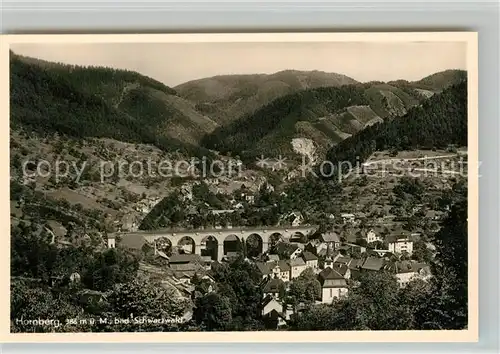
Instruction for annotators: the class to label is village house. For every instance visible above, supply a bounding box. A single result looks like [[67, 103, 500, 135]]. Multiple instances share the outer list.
[[289, 246, 303, 259], [262, 278, 285, 299], [318, 267, 349, 304], [257, 259, 294, 282], [347, 258, 364, 280], [301, 251, 319, 271], [334, 255, 351, 266], [331, 262, 351, 280], [319, 231, 341, 250], [318, 246, 340, 261], [261, 295, 287, 328], [388, 237, 414, 255], [366, 229, 383, 243], [343, 242, 367, 254], [275, 242, 303, 260], [168, 254, 205, 278], [289, 257, 307, 279], [360, 256, 386, 272], [256, 262, 273, 281], [277, 260, 291, 282], [282, 211, 304, 227], [391, 261, 431, 287]]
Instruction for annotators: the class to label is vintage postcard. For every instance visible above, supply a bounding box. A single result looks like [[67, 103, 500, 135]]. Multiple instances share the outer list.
[[0, 32, 478, 342]]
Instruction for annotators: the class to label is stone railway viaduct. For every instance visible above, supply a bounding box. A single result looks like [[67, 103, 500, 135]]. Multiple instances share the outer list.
[[113, 225, 318, 261]]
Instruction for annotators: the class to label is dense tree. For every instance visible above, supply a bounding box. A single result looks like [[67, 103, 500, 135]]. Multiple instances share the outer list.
[[286, 268, 321, 307], [326, 81, 467, 173], [420, 194, 468, 329], [10, 53, 214, 160], [11, 280, 87, 333], [193, 293, 233, 331], [293, 271, 413, 330], [104, 278, 190, 332], [205, 257, 264, 330]]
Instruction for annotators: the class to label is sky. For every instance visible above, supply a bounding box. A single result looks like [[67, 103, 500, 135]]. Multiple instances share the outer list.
[[10, 41, 467, 87]]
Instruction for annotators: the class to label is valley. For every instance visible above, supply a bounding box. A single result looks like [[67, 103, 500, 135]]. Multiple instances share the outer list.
[[9, 50, 468, 333]]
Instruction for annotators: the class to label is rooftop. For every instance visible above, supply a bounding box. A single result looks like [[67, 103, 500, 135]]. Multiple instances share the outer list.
[[263, 278, 285, 294], [320, 231, 340, 243], [277, 260, 291, 272], [302, 251, 318, 261], [319, 267, 345, 281], [256, 262, 272, 275], [361, 257, 385, 271], [169, 254, 203, 265], [289, 258, 306, 267], [331, 263, 349, 276]]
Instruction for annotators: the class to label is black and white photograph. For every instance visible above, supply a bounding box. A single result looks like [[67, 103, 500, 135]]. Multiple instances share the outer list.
[[4, 33, 478, 339]]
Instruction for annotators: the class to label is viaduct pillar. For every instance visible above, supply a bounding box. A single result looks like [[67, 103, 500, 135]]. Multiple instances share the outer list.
[[217, 243, 224, 262]]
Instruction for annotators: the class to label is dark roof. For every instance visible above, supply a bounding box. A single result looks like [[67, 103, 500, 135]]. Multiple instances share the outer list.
[[331, 263, 349, 276], [263, 278, 285, 293], [262, 294, 276, 307], [361, 257, 385, 271], [263, 309, 286, 320], [256, 262, 271, 275], [169, 254, 203, 265], [319, 267, 345, 281], [348, 259, 364, 270], [277, 260, 291, 272], [275, 242, 300, 255], [289, 258, 306, 267], [318, 248, 339, 258], [320, 232, 340, 243], [392, 261, 430, 274], [302, 251, 318, 261], [335, 256, 351, 265]]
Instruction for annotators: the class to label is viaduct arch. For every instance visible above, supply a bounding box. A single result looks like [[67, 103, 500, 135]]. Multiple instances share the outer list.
[[113, 225, 318, 261]]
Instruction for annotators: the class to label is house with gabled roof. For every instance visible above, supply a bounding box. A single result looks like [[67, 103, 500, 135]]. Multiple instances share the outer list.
[[275, 242, 302, 259], [331, 262, 351, 280], [277, 260, 291, 282], [289, 257, 307, 279], [256, 261, 272, 280], [366, 228, 383, 244], [262, 295, 287, 329], [361, 256, 386, 272], [319, 231, 341, 249], [387, 237, 414, 255], [389, 261, 431, 287], [301, 251, 319, 271], [262, 278, 286, 299], [318, 267, 349, 304]]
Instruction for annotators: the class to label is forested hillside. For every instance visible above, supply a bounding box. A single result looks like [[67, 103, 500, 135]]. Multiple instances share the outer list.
[[325, 80, 467, 170], [175, 70, 359, 125], [10, 53, 217, 158], [201, 82, 429, 162]]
